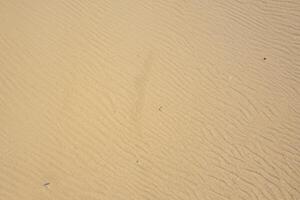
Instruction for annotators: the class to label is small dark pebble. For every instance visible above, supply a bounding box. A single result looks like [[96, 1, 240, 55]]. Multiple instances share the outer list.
[[43, 182, 50, 187], [263, 57, 267, 60]]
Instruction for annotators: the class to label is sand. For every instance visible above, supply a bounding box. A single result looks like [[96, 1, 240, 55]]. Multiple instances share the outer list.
[[0, 0, 300, 199]]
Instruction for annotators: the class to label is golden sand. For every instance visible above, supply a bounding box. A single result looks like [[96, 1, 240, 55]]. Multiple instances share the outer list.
[[0, 1, 300, 199]]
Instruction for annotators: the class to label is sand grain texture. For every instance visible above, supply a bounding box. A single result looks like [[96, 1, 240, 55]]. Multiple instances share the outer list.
[[0, 0, 300, 199]]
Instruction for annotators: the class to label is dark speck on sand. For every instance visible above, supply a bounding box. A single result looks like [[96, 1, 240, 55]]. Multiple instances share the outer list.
[[43, 182, 50, 187]]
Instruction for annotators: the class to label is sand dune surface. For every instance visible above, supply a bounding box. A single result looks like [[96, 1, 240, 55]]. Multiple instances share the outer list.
[[0, 0, 300, 199]]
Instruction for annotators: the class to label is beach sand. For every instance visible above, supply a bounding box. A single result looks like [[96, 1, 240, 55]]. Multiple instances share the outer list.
[[0, 1, 300, 199]]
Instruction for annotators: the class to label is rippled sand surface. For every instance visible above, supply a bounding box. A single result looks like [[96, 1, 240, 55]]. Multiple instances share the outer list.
[[1, 1, 300, 199]]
